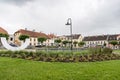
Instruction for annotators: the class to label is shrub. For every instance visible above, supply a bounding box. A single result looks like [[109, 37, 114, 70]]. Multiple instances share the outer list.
[[88, 47, 102, 54], [0, 50, 119, 62], [102, 48, 113, 54]]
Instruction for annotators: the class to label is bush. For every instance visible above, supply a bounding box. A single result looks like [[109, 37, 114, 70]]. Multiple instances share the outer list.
[[102, 48, 113, 54], [0, 50, 119, 62], [88, 47, 102, 54]]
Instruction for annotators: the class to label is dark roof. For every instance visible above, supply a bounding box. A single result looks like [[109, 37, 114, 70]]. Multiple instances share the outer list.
[[65, 34, 81, 39], [108, 34, 120, 41], [15, 29, 49, 39], [83, 34, 120, 41], [83, 35, 108, 41]]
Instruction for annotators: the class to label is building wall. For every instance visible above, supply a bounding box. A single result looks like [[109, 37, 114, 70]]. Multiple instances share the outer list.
[[14, 32, 51, 46], [29, 37, 38, 46], [46, 38, 56, 46], [56, 35, 83, 48], [84, 40, 108, 47], [14, 32, 21, 45], [8, 35, 14, 44]]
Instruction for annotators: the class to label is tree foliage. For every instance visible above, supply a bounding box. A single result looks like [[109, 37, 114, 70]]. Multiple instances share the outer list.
[[73, 41, 78, 44], [73, 41, 78, 47], [19, 35, 29, 41], [55, 39, 61, 44], [109, 41, 118, 46], [78, 41, 85, 47], [62, 40, 68, 46], [0, 33, 9, 40], [38, 37, 47, 43]]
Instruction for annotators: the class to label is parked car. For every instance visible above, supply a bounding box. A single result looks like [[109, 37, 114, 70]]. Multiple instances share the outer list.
[[35, 45, 45, 47], [9, 43, 18, 47]]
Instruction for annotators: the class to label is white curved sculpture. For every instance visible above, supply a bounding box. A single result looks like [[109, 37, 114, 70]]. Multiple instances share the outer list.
[[1, 37, 30, 51]]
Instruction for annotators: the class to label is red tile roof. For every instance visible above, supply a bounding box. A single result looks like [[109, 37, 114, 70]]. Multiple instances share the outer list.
[[0, 27, 8, 34], [15, 29, 49, 39], [47, 34, 57, 39]]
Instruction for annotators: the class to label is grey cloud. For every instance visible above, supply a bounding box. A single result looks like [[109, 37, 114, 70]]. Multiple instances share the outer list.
[[0, 0, 34, 6], [0, 0, 120, 36], [73, 0, 120, 36]]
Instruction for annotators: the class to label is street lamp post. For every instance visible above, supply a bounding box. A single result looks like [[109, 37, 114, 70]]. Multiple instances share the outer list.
[[65, 18, 73, 50]]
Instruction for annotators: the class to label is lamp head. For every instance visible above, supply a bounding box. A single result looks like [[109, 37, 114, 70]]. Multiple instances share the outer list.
[[65, 22, 71, 25]]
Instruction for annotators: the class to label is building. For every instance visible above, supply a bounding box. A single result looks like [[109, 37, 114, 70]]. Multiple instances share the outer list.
[[66, 34, 82, 42], [57, 34, 82, 47], [8, 35, 15, 44], [83, 35, 108, 47], [46, 34, 57, 46], [66, 34, 82, 47], [14, 29, 49, 46], [83, 34, 120, 49], [107, 34, 120, 49], [0, 27, 9, 47]]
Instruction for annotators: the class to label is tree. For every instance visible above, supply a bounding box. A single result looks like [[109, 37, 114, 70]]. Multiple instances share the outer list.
[[103, 43, 106, 46], [118, 42, 120, 45], [0, 33, 9, 40], [62, 40, 68, 47], [55, 39, 61, 43], [67, 41, 72, 47], [118, 42, 120, 49], [73, 41, 78, 47], [19, 35, 29, 42], [78, 41, 85, 47], [109, 41, 118, 46], [0, 33, 9, 46], [109, 41, 118, 49], [37, 37, 47, 45], [54, 39, 61, 46]]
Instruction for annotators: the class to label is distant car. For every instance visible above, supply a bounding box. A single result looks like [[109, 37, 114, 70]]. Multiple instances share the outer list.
[[9, 43, 18, 47], [35, 45, 45, 47]]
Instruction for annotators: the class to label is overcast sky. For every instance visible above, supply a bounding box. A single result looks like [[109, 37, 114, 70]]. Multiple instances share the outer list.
[[0, 0, 120, 36]]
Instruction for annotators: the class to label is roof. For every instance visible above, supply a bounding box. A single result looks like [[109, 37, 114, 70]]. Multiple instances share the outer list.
[[15, 29, 49, 39], [47, 34, 57, 39], [65, 34, 81, 39], [107, 34, 120, 41], [83, 34, 120, 41], [0, 27, 8, 34]]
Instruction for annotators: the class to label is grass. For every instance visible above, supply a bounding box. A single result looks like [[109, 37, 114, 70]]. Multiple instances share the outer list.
[[36, 49, 89, 55], [113, 49, 120, 53], [0, 57, 120, 80]]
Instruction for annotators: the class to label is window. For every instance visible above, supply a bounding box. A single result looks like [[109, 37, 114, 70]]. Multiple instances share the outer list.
[[88, 42, 89, 44], [34, 38, 36, 41], [29, 43, 31, 45], [10, 38, 13, 41], [30, 38, 32, 41], [98, 41, 100, 44], [96, 42, 98, 44]]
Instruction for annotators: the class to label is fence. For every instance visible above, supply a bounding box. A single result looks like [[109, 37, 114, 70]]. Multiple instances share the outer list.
[[36, 48, 86, 52]]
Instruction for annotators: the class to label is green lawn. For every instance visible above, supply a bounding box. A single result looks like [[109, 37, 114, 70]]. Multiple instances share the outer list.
[[0, 57, 120, 80], [113, 49, 120, 53]]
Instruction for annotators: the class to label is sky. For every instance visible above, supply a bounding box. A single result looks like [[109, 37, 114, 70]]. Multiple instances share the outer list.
[[0, 0, 120, 36]]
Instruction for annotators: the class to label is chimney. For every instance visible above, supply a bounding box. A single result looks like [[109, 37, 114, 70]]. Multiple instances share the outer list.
[[40, 31, 42, 33], [33, 29, 35, 32], [25, 28, 27, 30]]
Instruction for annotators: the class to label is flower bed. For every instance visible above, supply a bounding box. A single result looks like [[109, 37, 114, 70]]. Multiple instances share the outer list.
[[0, 48, 120, 62]]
